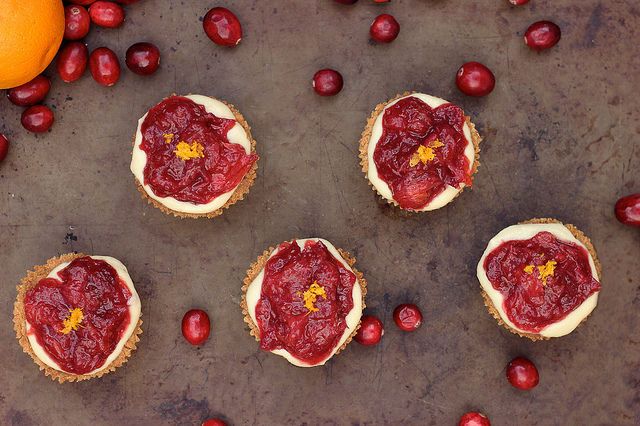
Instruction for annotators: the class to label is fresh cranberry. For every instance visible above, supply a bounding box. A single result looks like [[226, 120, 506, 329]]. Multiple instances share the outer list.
[[506, 356, 540, 390], [393, 303, 422, 331], [125, 42, 161, 75], [202, 419, 227, 426], [524, 21, 561, 51], [334, 0, 358, 4], [68, 0, 97, 5], [509, 0, 529, 4], [203, 7, 242, 47], [89, 47, 120, 86], [7, 75, 51, 106], [354, 315, 384, 345], [459, 412, 491, 426], [615, 194, 640, 227], [370, 14, 400, 43], [0, 134, 8, 163], [57, 42, 89, 83], [64, 5, 91, 41], [312, 69, 343, 96], [21, 105, 54, 133], [89, 1, 125, 28], [456, 62, 496, 97], [182, 309, 211, 345]]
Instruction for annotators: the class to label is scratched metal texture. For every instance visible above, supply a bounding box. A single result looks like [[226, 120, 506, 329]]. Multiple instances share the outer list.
[[1, 1, 639, 425]]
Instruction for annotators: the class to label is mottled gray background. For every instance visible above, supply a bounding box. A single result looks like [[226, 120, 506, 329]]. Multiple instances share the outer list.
[[1, 1, 638, 425]]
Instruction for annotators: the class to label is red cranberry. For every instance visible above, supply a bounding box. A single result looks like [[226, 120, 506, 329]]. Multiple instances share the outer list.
[[125, 42, 161, 75], [202, 419, 227, 426], [393, 303, 422, 331], [459, 412, 491, 426], [7, 75, 51, 106], [334, 0, 358, 4], [0, 134, 9, 163], [57, 42, 89, 83], [524, 21, 561, 51], [456, 62, 496, 97], [89, 47, 121, 86], [68, 0, 97, 5], [354, 315, 383, 345], [312, 69, 343, 96], [615, 194, 640, 227], [89, 1, 125, 28], [509, 0, 529, 4], [21, 105, 54, 133], [182, 309, 211, 345], [64, 5, 91, 40], [203, 8, 242, 47], [370, 14, 400, 43], [506, 356, 540, 390]]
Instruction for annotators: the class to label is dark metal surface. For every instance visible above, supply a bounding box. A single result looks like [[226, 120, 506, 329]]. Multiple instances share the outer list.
[[1, 1, 639, 425]]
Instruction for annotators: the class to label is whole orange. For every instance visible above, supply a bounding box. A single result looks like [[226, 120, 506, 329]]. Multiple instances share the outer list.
[[0, 0, 65, 89]]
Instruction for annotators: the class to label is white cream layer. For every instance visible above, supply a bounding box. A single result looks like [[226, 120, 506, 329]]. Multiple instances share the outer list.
[[130, 94, 252, 214], [477, 223, 600, 338], [367, 93, 475, 211], [246, 238, 364, 367], [25, 256, 142, 375]]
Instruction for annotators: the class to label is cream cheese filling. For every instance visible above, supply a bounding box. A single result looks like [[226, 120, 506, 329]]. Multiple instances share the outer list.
[[477, 223, 600, 338], [246, 238, 363, 367], [130, 94, 252, 214], [367, 93, 475, 211], [25, 256, 142, 375]]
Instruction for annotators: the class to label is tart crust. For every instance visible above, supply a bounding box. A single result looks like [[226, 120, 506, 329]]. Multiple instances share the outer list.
[[240, 243, 368, 363], [14, 253, 143, 383], [133, 97, 258, 219], [480, 218, 602, 341], [358, 91, 482, 211]]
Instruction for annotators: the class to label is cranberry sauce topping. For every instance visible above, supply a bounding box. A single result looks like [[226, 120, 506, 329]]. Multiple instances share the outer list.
[[140, 96, 257, 205], [24, 257, 132, 374], [373, 96, 472, 210], [483, 231, 601, 333], [255, 240, 357, 365]]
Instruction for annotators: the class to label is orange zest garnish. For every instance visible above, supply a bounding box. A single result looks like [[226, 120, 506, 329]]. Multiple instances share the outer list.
[[409, 139, 444, 167], [174, 141, 205, 161], [298, 281, 327, 313], [163, 133, 174, 144], [524, 260, 557, 286], [59, 308, 84, 335]]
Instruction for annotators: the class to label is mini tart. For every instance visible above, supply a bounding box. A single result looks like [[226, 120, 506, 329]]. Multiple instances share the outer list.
[[477, 218, 602, 341], [14, 253, 143, 382], [240, 238, 367, 367], [359, 92, 481, 212], [131, 94, 258, 219]]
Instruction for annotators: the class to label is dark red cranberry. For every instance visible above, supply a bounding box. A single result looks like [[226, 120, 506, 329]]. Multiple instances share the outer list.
[[89, 1, 125, 28], [506, 356, 540, 390], [68, 0, 97, 5], [370, 14, 400, 43], [21, 105, 54, 133], [89, 47, 120, 86], [334, 0, 358, 4], [615, 194, 640, 227], [509, 0, 529, 4], [64, 5, 91, 40], [524, 21, 561, 51], [7, 75, 51, 106], [203, 8, 242, 47], [312, 69, 343, 96], [57, 42, 89, 83], [459, 412, 491, 426], [456, 62, 496, 97], [0, 134, 9, 163], [202, 419, 227, 426], [354, 315, 383, 345], [393, 303, 422, 331], [182, 309, 211, 345], [125, 42, 161, 75]]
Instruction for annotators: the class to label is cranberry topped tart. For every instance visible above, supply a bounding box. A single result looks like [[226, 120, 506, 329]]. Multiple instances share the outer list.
[[131, 94, 258, 218], [241, 238, 367, 367], [14, 253, 142, 382], [477, 218, 602, 340], [359, 92, 481, 211]]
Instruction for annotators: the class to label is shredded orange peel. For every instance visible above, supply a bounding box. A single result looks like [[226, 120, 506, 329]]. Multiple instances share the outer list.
[[524, 260, 557, 286], [409, 139, 444, 167], [59, 307, 84, 335], [174, 140, 205, 161], [299, 281, 327, 313]]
